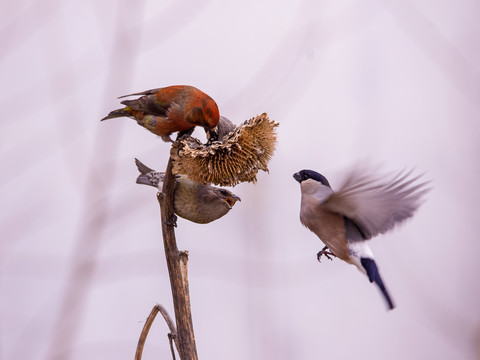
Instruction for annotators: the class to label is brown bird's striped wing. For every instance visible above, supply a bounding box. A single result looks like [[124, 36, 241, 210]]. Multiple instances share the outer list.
[[323, 167, 430, 241]]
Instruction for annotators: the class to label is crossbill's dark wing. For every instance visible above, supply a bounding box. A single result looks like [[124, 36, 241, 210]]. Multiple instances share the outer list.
[[119, 89, 169, 116], [118, 88, 161, 99]]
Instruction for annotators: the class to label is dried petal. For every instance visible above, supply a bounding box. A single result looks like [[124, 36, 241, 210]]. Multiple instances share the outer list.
[[171, 113, 279, 186]]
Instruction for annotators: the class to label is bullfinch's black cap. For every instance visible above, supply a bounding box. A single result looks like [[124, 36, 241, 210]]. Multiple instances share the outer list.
[[293, 170, 331, 187]]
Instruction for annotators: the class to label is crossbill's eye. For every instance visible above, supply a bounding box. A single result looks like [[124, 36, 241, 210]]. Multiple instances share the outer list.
[[220, 190, 230, 196]]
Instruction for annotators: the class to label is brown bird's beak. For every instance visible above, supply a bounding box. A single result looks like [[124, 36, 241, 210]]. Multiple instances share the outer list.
[[226, 195, 241, 208]]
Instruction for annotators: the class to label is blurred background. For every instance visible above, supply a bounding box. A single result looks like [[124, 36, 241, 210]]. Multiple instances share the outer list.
[[1, 0, 479, 359]]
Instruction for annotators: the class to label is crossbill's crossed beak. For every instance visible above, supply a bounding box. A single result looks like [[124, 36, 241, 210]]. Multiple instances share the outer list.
[[226, 195, 241, 208]]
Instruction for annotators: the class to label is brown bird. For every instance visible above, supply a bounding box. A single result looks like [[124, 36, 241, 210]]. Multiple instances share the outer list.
[[135, 159, 240, 224], [101, 85, 220, 142]]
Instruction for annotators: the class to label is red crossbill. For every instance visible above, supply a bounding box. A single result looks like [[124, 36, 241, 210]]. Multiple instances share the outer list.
[[101, 85, 220, 142], [135, 159, 240, 224]]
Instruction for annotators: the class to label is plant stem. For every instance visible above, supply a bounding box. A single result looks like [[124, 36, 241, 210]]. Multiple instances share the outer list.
[[157, 157, 198, 360]]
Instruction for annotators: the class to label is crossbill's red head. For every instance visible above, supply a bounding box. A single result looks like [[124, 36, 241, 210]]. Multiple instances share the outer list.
[[197, 95, 220, 130]]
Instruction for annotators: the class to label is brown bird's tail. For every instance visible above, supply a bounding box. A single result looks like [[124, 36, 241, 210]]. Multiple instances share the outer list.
[[135, 158, 155, 175], [100, 108, 130, 121], [135, 158, 165, 188], [135, 158, 159, 187]]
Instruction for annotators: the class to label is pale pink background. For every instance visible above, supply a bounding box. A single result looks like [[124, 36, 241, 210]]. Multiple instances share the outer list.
[[1, 0, 479, 359]]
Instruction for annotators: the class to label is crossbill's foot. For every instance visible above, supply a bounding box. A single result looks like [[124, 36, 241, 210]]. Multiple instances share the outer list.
[[161, 135, 174, 143], [177, 128, 194, 141], [157, 191, 164, 201], [317, 246, 335, 262], [164, 214, 178, 227], [206, 128, 219, 144]]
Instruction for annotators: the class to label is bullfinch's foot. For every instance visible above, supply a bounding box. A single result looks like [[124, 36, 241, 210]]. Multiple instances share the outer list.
[[317, 246, 335, 262]]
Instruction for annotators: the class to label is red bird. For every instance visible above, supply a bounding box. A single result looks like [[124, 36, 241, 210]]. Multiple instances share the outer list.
[[101, 85, 220, 142]]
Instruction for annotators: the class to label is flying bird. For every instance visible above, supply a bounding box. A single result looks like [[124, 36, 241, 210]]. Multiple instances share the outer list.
[[293, 166, 430, 310], [135, 159, 240, 224], [101, 85, 220, 142]]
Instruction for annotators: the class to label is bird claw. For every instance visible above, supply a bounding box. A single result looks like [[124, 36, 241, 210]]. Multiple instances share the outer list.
[[164, 214, 178, 227], [206, 129, 219, 143], [317, 246, 336, 262], [177, 129, 194, 141]]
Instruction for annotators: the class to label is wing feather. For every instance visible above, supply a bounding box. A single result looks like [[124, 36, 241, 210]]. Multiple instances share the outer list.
[[118, 88, 161, 98], [118, 88, 169, 116], [324, 166, 430, 241]]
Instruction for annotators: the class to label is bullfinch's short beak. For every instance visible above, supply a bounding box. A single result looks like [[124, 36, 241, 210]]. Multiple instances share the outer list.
[[293, 172, 302, 183]]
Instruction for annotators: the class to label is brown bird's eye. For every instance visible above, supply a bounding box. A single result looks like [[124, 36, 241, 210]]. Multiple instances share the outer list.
[[220, 190, 229, 196]]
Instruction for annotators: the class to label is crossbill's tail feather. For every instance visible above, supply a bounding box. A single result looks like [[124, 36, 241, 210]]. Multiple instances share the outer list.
[[100, 108, 130, 121], [135, 158, 154, 175], [135, 158, 158, 187], [134, 158, 169, 188], [136, 173, 155, 187]]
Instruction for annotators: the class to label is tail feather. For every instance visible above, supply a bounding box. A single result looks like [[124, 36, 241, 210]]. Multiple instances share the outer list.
[[134, 158, 179, 188], [134, 158, 161, 187], [361, 257, 395, 310], [135, 158, 154, 175], [100, 108, 130, 121], [136, 173, 157, 187]]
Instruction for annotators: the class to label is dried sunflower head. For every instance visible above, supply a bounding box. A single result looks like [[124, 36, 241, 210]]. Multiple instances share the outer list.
[[170, 113, 279, 186]]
